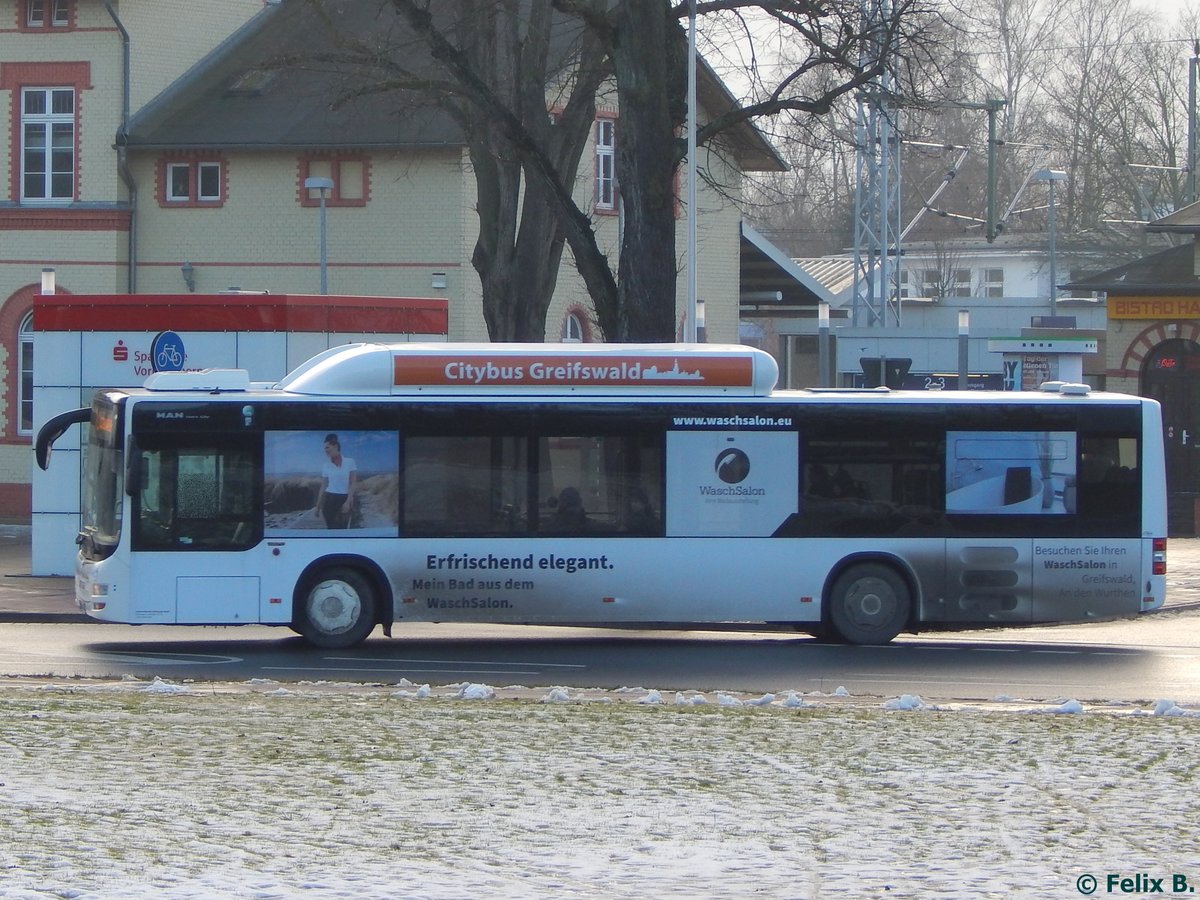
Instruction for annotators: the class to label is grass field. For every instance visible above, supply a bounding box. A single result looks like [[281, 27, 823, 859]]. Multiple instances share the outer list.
[[1, 679, 1197, 898]]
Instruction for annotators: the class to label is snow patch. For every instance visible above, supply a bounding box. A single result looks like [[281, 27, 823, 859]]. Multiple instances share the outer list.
[[454, 683, 495, 700], [883, 694, 926, 711], [141, 677, 190, 695]]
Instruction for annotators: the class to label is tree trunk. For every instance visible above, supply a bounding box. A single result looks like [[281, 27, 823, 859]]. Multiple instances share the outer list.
[[391, 0, 607, 341], [470, 132, 568, 341], [608, 2, 687, 341]]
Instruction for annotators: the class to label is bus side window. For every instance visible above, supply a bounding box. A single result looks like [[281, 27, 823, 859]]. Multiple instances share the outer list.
[[800, 436, 941, 536], [538, 433, 662, 537], [1077, 436, 1139, 520], [133, 444, 259, 550], [402, 435, 527, 536]]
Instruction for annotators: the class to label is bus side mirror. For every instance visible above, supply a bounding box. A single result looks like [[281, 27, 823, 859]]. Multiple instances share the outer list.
[[34, 407, 91, 471]]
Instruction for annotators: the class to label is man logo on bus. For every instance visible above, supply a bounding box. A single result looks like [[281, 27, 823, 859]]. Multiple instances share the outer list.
[[715, 448, 751, 484]]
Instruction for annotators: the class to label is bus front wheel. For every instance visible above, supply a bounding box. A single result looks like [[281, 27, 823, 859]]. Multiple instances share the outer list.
[[826, 563, 910, 645], [297, 567, 377, 649]]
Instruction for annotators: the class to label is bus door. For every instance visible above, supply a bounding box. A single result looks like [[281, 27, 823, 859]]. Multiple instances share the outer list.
[[131, 437, 265, 624]]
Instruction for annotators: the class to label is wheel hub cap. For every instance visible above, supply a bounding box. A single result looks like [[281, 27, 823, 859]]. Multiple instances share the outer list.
[[310, 580, 360, 633]]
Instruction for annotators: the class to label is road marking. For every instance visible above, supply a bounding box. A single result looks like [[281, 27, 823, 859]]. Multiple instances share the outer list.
[[92, 651, 242, 666], [328, 656, 587, 669], [264, 665, 543, 676], [971, 648, 1021, 652]]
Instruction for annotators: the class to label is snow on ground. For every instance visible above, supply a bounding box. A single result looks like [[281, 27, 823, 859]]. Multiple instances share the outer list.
[[1, 678, 1198, 899]]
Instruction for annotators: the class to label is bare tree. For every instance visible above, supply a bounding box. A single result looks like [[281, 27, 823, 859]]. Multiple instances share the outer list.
[[291, 0, 937, 340], [752, 0, 1200, 266], [282, 1, 613, 341], [962, 0, 1065, 140], [743, 0, 983, 254]]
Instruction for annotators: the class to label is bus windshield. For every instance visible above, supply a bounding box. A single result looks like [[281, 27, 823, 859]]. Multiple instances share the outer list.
[[79, 396, 124, 561]]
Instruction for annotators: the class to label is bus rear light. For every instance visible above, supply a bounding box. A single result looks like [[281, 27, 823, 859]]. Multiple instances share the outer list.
[[89, 583, 109, 597], [1153, 537, 1167, 575]]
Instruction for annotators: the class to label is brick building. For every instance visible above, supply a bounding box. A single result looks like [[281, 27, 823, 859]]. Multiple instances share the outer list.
[[1067, 205, 1200, 534], [0, 1, 780, 522]]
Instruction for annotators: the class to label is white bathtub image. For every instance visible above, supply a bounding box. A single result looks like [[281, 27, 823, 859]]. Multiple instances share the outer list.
[[946, 472, 1044, 513]]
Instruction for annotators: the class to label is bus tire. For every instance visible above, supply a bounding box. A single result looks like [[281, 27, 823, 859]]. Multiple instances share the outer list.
[[296, 566, 377, 649], [826, 563, 910, 645]]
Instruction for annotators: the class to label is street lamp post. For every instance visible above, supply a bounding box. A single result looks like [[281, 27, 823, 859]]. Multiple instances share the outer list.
[[304, 176, 334, 295], [685, 0, 698, 342], [818, 301, 831, 387], [958, 308, 970, 390], [1034, 169, 1067, 316]]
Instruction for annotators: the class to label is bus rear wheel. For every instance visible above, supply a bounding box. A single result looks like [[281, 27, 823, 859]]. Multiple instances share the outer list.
[[827, 563, 910, 645], [297, 567, 377, 649]]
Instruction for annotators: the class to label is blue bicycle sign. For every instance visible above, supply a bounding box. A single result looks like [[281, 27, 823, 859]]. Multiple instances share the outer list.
[[151, 331, 186, 372]]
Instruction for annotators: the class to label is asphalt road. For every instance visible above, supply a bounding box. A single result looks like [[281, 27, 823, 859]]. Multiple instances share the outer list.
[[0, 612, 1197, 704], [3, 526, 1200, 703]]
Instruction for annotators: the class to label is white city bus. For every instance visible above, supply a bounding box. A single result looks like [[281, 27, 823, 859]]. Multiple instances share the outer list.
[[37, 342, 1168, 648]]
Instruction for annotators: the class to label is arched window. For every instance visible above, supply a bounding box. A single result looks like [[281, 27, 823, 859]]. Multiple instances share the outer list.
[[18, 311, 34, 434], [563, 312, 584, 343]]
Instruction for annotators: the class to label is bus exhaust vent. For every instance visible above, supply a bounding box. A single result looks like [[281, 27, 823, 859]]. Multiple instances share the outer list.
[[143, 369, 251, 392]]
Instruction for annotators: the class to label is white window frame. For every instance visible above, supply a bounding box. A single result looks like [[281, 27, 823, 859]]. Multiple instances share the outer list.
[[166, 161, 222, 203], [950, 268, 971, 298], [563, 312, 584, 343], [27, 0, 69, 27], [983, 267, 1004, 298], [919, 269, 941, 299], [18, 312, 34, 436], [197, 162, 221, 200], [595, 119, 616, 211], [165, 163, 190, 202], [21, 87, 75, 202]]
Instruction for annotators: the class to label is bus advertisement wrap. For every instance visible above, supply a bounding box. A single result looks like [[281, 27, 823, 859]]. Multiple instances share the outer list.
[[946, 431, 1078, 515], [264, 431, 400, 537], [666, 430, 799, 536]]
